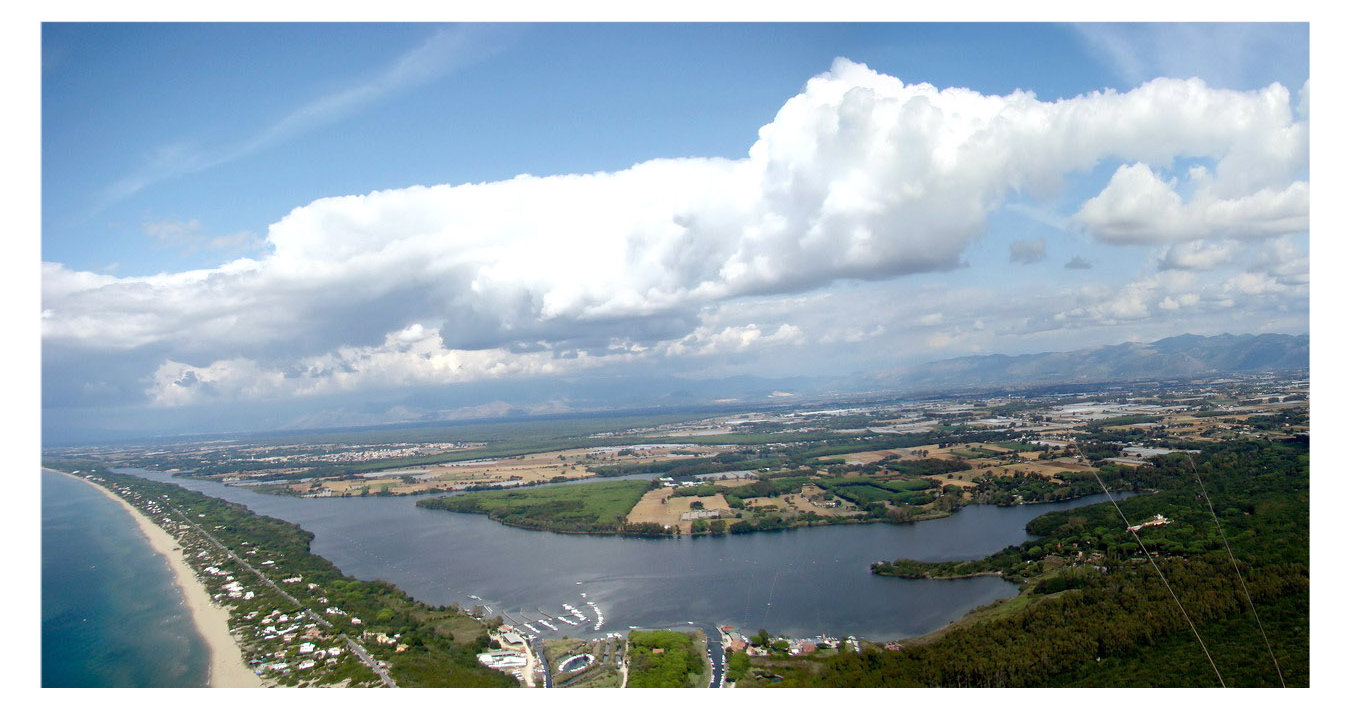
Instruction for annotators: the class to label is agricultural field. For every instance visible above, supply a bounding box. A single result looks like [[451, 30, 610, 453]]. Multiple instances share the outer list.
[[275, 445, 730, 498], [626, 490, 732, 534], [832, 447, 930, 465], [739, 486, 862, 518], [416, 480, 653, 535]]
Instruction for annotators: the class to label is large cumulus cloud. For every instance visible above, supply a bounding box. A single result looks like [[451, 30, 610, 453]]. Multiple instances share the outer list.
[[42, 59, 1309, 406]]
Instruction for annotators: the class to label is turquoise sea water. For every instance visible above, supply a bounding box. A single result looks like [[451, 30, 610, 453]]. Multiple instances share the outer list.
[[41, 469, 209, 687]]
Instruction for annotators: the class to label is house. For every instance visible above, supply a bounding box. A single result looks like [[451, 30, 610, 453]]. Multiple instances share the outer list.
[[1127, 514, 1172, 532]]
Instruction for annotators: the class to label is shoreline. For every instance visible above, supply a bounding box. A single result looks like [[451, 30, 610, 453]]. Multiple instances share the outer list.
[[46, 468, 263, 688]]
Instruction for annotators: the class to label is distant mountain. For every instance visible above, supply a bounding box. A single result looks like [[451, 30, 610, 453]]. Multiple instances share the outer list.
[[869, 333, 1308, 391]]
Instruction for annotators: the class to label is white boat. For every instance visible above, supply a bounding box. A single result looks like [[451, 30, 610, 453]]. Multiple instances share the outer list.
[[523, 624, 540, 634], [538, 619, 558, 631]]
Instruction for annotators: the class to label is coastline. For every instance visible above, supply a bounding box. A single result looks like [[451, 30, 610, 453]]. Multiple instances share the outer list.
[[46, 468, 263, 688]]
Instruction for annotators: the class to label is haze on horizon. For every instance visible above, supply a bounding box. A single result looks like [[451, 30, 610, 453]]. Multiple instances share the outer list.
[[41, 22, 1310, 443]]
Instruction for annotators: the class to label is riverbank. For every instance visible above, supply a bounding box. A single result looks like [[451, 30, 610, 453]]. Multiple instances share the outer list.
[[47, 469, 263, 688]]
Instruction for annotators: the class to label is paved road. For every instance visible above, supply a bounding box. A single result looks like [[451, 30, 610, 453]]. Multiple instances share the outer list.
[[531, 638, 553, 688], [341, 634, 397, 688], [167, 506, 396, 687]]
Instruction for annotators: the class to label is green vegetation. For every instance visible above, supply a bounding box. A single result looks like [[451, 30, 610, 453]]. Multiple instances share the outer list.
[[838, 438, 1307, 686], [989, 440, 1040, 452], [626, 630, 707, 688], [725, 650, 752, 683], [720, 475, 813, 500], [417, 480, 655, 536], [87, 470, 514, 688], [545, 637, 623, 687], [949, 446, 1006, 458], [880, 458, 971, 477], [1089, 415, 1162, 428], [967, 470, 1111, 506], [817, 477, 936, 507]]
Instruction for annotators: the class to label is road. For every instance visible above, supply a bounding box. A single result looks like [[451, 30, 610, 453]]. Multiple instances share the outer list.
[[166, 506, 396, 687], [531, 637, 553, 688]]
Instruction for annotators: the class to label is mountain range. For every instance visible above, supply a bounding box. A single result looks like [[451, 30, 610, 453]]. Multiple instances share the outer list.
[[866, 332, 1309, 392]]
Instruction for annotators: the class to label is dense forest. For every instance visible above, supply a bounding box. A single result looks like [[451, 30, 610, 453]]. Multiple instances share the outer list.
[[625, 630, 707, 687], [803, 437, 1308, 687]]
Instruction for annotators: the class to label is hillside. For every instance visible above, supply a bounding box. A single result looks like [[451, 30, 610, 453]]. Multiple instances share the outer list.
[[872, 333, 1307, 391]]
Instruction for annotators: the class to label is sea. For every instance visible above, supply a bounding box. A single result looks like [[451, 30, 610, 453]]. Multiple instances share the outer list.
[[41, 469, 209, 687]]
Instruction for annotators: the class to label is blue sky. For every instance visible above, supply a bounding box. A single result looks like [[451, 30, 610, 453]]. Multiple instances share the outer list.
[[39, 21, 1312, 441], [43, 23, 1308, 276]]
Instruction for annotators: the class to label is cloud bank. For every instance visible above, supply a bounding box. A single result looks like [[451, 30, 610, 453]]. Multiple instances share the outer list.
[[43, 59, 1309, 407]]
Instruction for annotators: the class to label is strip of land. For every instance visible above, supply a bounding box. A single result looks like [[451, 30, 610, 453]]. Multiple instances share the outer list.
[[48, 468, 263, 688]]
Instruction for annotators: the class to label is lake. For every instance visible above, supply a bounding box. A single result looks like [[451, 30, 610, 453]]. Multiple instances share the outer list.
[[112, 467, 1127, 642]]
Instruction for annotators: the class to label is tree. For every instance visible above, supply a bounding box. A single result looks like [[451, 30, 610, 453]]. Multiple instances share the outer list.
[[690, 500, 705, 510]]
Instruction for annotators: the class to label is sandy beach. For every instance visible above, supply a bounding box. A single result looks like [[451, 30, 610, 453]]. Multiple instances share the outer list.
[[48, 469, 263, 688]]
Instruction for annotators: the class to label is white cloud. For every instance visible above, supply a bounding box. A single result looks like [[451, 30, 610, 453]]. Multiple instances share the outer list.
[[1250, 236, 1310, 285], [1050, 266, 1306, 331], [1156, 239, 1244, 271], [46, 59, 1310, 406], [1075, 163, 1308, 244], [146, 324, 632, 406], [145, 320, 808, 406], [662, 323, 804, 358]]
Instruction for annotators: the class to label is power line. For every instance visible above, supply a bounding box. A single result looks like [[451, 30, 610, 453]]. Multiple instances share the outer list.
[[1073, 440, 1227, 687], [1184, 455, 1286, 687]]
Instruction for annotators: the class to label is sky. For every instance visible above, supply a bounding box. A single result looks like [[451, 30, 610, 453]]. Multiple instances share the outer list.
[[38, 21, 1312, 442]]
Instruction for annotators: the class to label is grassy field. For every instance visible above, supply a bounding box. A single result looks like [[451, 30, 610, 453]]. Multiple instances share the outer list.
[[417, 479, 653, 535]]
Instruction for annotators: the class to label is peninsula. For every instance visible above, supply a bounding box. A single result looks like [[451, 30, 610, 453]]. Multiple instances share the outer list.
[[47, 468, 262, 688]]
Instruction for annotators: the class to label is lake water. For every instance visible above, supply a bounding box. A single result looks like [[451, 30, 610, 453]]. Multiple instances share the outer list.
[[111, 467, 1125, 642], [41, 469, 209, 687]]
